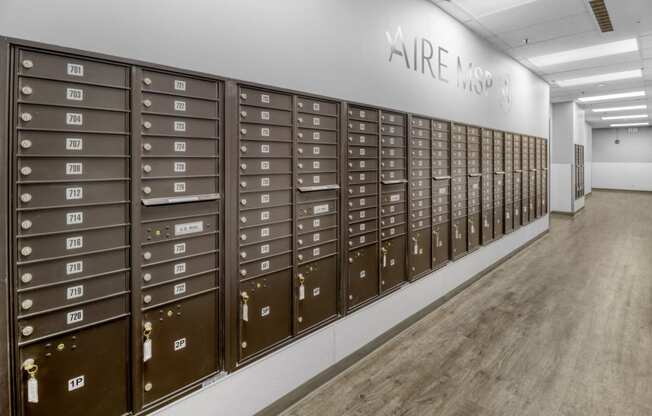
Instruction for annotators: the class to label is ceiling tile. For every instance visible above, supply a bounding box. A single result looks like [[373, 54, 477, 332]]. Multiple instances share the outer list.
[[496, 13, 595, 48], [476, 0, 587, 33]]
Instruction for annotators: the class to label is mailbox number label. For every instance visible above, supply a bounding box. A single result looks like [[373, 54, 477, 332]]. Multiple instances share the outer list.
[[174, 80, 186, 91], [66, 285, 84, 300], [66, 138, 83, 150], [260, 244, 270, 254], [68, 375, 85, 392], [66, 236, 83, 250], [174, 121, 186, 132], [174, 338, 187, 351], [66, 88, 84, 101], [66, 309, 84, 325], [174, 182, 186, 193], [174, 100, 187, 112], [67, 63, 84, 77], [261, 260, 270, 271], [173, 243, 186, 254], [174, 263, 186, 275], [66, 162, 83, 175], [66, 113, 83, 126], [66, 261, 83, 275], [174, 141, 187, 152], [174, 282, 186, 296], [66, 212, 83, 225], [174, 162, 186, 172]]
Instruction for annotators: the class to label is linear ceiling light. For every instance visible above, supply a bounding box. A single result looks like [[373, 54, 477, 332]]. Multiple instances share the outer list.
[[452, 0, 538, 18], [601, 114, 648, 120], [592, 105, 647, 113], [555, 69, 642, 87], [529, 38, 638, 67], [609, 122, 650, 127], [577, 90, 645, 103]]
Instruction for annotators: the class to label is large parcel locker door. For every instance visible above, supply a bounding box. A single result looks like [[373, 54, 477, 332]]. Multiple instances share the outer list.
[[432, 120, 451, 269], [466, 126, 481, 252], [237, 86, 292, 363], [345, 106, 380, 310], [295, 95, 340, 334], [521, 135, 530, 225], [408, 116, 432, 280], [13, 48, 130, 416], [451, 124, 467, 259], [535, 138, 543, 218], [528, 136, 536, 222], [542, 140, 549, 213], [512, 134, 522, 230], [480, 128, 493, 245], [503, 133, 514, 233], [493, 131, 505, 239], [137, 69, 222, 406], [380, 111, 408, 292]]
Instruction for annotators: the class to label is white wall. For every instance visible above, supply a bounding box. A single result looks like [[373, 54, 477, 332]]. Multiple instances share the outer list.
[[592, 127, 652, 191]]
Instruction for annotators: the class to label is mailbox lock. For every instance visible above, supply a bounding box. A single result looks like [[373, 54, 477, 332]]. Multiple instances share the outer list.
[[20, 113, 33, 122], [298, 148, 303, 154], [297, 132, 304, 138], [241, 342, 247, 349], [297, 102, 304, 108], [144, 382, 153, 392], [240, 269, 247, 277], [297, 254, 304, 261], [297, 117, 303, 123], [298, 178, 303, 184], [21, 273, 33, 283], [142, 99, 152, 108], [297, 163, 303, 169], [143, 273, 152, 282], [239, 92, 247, 99], [240, 234, 247, 241], [143, 164, 152, 173], [21, 299, 33, 311], [240, 128, 247, 134], [20, 139, 32, 149], [297, 224, 303, 230], [143, 295, 152, 304], [240, 110, 247, 117], [143, 251, 152, 260], [22, 326, 34, 337], [297, 316, 303, 323], [298, 239, 303, 246], [143, 77, 152, 86], [143, 143, 152, 151], [21, 220, 32, 230], [143, 322, 153, 337], [21, 246, 32, 257], [240, 216, 247, 223], [22, 59, 34, 69], [21, 85, 33, 95], [143, 186, 152, 195], [240, 163, 247, 170], [240, 145, 247, 153], [240, 181, 247, 188], [20, 166, 32, 176], [240, 199, 247, 206], [240, 251, 247, 259]]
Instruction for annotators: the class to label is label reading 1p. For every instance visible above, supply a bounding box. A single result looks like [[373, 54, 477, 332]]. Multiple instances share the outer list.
[[66, 138, 83, 150], [66, 309, 84, 325], [68, 375, 85, 392], [67, 63, 84, 77], [66, 212, 84, 225], [174, 221, 204, 236], [66, 88, 84, 101]]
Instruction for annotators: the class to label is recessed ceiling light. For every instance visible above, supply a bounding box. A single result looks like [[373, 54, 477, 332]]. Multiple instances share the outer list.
[[577, 90, 645, 103], [452, 0, 537, 18], [601, 114, 648, 120], [529, 38, 638, 67], [592, 105, 648, 113], [609, 122, 650, 127], [556, 69, 642, 87]]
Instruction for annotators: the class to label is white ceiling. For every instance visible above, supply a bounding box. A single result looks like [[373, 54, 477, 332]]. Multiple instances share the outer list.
[[431, 0, 652, 128]]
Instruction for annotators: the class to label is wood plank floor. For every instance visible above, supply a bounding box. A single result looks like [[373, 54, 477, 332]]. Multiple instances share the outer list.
[[279, 191, 652, 416]]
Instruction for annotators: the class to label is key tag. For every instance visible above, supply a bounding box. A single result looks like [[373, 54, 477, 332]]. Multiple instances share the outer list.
[[412, 239, 419, 255], [143, 322, 153, 362], [298, 275, 306, 301], [382, 249, 387, 267], [241, 292, 249, 322], [25, 362, 38, 403]]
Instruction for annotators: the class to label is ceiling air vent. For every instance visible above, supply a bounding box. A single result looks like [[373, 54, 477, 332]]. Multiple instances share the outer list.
[[589, 0, 614, 32]]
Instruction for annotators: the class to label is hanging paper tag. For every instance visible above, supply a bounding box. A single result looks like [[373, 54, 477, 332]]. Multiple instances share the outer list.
[[382, 253, 387, 267], [143, 339, 152, 362], [299, 284, 305, 300], [413, 242, 419, 255], [27, 376, 38, 403], [242, 303, 249, 322]]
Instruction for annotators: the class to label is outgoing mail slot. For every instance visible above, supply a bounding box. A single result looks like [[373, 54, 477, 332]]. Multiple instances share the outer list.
[[241, 124, 291, 141], [239, 87, 291, 110], [239, 237, 292, 263], [298, 129, 337, 144], [297, 114, 337, 130], [239, 252, 292, 280], [239, 270, 292, 361], [17, 294, 127, 344], [347, 207, 377, 223], [240, 221, 292, 244], [481, 210, 493, 245], [240, 140, 291, 158], [409, 229, 432, 280], [433, 223, 450, 268], [142, 273, 215, 309], [142, 292, 218, 403], [347, 244, 379, 309], [18, 319, 129, 416], [18, 225, 128, 262], [240, 191, 292, 210], [347, 183, 376, 197], [348, 159, 378, 171], [297, 158, 337, 173], [17, 131, 128, 157], [142, 92, 218, 119], [19, 77, 129, 110], [240, 158, 292, 175], [141, 252, 216, 286], [348, 219, 378, 236], [17, 248, 128, 289], [240, 106, 291, 126], [141, 158, 216, 178], [380, 136, 406, 148], [17, 271, 127, 315], [380, 236, 406, 292], [18, 105, 128, 132], [141, 177, 217, 200], [297, 199, 338, 218], [142, 137, 217, 158], [18, 203, 128, 236], [297, 241, 337, 264], [142, 233, 217, 264], [18, 157, 128, 181], [348, 231, 377, 249], [143, 70, 217, 100], [240, 174, 292, 192], [300, 143, 337, 158], [348, 170, 378, 185], [142, 114, 217, 138], [348, 196, 377, 211], [240, 206, 292, 228], [18, 49, 129, 87], [299, 213, 337, 233], [348, 145, 378, 159], [296, 256, 338, 333]]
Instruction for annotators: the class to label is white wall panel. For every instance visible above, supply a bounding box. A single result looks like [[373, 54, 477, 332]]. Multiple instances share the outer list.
[[592, 163, 652, 191]]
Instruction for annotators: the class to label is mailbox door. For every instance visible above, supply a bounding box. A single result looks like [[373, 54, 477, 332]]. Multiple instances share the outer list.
[[296, 256, 338, 333]]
